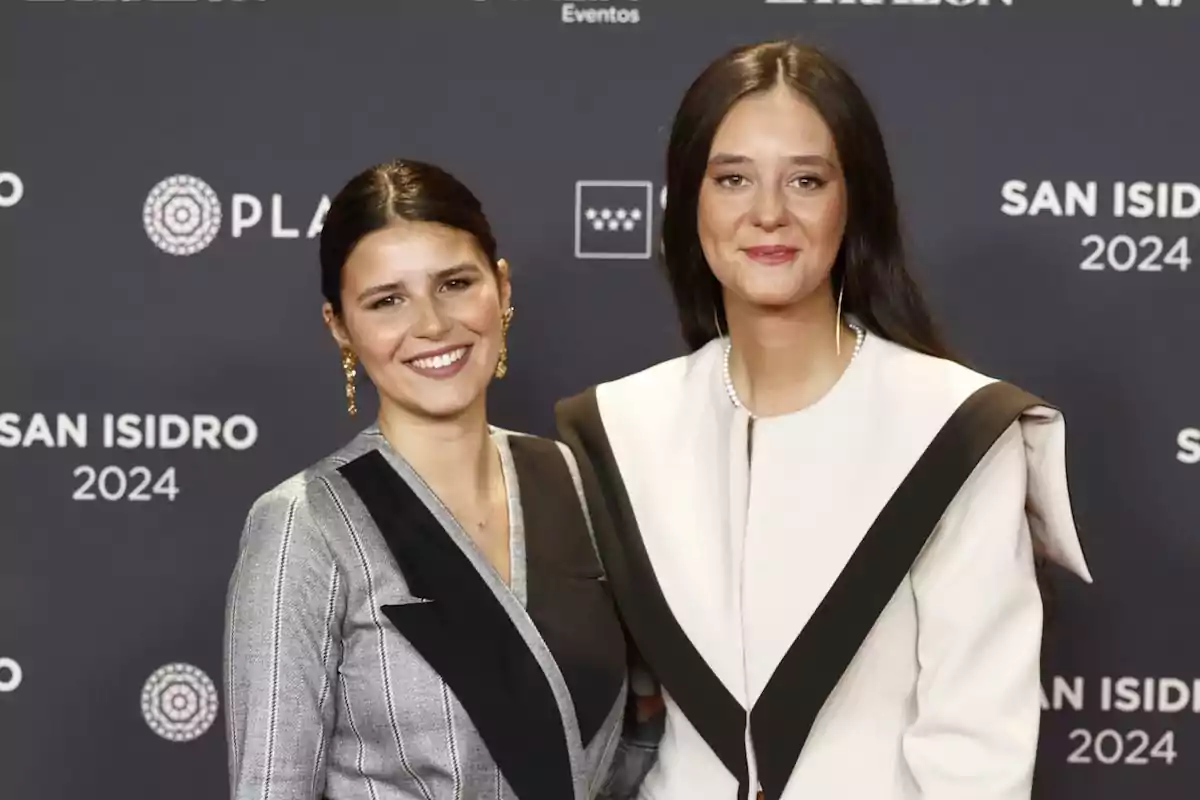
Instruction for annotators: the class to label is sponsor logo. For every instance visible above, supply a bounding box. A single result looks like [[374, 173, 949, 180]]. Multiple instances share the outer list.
[[140, 663, 219, 743], [575, 180, 654, 259], [1044, 674, 1200, 713], [1001, 179, 1196, 274], [143, 173, 329, 256], [0, 172, 24, 208], [556, 0, 641, 24], [0, 412, 258, 503], [0, 412, 258, 450], [144, 175, 222, 256], [0, 658, 22, 693], [1001, 180, 1200, 219], [1042, 674, 1189, 766], [1178, 427, 1200, 464]]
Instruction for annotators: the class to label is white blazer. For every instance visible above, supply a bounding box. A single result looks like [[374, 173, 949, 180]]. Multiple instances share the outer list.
[[557, 331, 1092, 800]]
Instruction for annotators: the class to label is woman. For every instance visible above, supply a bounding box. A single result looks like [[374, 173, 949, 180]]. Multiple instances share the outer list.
[[224, 159, 627, 800], [556, 41, 1093, 800]]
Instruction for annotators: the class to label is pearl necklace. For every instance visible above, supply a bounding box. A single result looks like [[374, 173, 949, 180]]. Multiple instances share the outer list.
[[722, 322, 865, 419]]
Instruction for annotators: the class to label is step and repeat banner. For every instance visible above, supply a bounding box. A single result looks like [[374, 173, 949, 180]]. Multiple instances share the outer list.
[[1, 1, 1198, 798]]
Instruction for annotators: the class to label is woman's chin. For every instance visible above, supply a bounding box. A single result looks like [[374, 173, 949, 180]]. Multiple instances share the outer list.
[[736, 290, 812, 314], [399, 387, 488, 422]]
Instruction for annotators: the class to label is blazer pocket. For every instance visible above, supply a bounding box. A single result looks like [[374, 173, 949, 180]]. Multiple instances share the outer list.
[[379, 600, 444, 650]]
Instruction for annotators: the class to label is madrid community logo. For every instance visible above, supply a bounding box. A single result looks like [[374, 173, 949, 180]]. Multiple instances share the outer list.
[[140, 662, 220, 742], [143, 175, 222, 256], [574, 180, 654, 259]]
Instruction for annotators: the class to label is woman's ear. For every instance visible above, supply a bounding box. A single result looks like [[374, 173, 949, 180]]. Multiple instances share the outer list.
[[322, 302, 352, 350]]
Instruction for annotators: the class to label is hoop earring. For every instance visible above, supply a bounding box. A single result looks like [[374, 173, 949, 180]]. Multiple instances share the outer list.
[[494, 306, 514, 379], [712, 305, 726, 340], [341, 348, 358, 416], [835, 280, 845, 357]]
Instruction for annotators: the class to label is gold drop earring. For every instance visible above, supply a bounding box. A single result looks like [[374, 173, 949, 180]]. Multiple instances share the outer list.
[[494, 306, 514, 379], [341, 347, 358, 416]]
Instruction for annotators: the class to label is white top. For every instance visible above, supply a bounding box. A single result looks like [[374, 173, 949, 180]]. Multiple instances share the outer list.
[[591, 331, 1091, 800]]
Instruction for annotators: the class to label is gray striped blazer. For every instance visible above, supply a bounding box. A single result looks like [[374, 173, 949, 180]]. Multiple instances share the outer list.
[[223, 425, 629, 800]]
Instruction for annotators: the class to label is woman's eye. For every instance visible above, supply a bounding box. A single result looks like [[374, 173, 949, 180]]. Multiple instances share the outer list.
[[370, 295, 401, 310], [715, 174, 746, 188]]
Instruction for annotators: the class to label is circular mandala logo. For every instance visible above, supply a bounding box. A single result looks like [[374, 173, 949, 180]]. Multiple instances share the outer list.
[[143, 175, 222, 256], [0, 172, 24, 208], [0, 657, 22, 692], [141, 663, 219, 742]]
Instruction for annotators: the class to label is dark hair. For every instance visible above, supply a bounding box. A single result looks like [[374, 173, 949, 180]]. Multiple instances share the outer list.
[[319, 159, 498, 315], [662, 40, 950, 359]]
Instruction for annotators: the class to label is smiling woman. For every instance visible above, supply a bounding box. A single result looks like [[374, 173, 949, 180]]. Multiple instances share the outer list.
[[320, 171, 511, 422], [224, 159, 629, 800]]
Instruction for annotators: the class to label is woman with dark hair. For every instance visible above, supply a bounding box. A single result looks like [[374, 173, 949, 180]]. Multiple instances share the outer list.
[[557, 41, 1092, 800], [224, 159, 627, 800]]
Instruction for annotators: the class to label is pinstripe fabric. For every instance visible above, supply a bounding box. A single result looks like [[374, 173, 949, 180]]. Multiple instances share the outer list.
[[224, 425, 626, 800]]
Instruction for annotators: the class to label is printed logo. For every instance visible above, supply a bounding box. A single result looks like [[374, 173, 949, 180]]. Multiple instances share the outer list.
[[575, 180, 653, 259], [0, 657, 22, 693], [143, 175, 223, 256], [1132, 0, 1182, 6], [557, 0, 641, 24], [1000, 179, 1196, 275], [140, 663, 219, 742], [142, 174, 329, 257], [0, 172, 24, 208], [1178, 428, 1200, 464]]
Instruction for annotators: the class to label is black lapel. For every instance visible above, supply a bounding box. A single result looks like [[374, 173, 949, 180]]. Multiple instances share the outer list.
[[506, 434, 627, 747], [749, 381, 1044, 799], [338, 451, 572, 800], [555, 390, 750, 794]]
